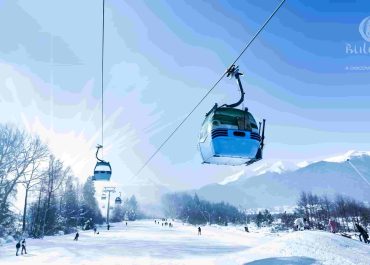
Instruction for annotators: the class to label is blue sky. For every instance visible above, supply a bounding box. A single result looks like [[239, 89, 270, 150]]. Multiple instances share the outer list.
[[0, 0, 370, 191]]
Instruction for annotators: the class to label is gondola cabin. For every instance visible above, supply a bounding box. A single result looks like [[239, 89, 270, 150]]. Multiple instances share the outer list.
[[92, 161, 112, 181], [199, 106, 263, 166], [115, 197, 122, 205]]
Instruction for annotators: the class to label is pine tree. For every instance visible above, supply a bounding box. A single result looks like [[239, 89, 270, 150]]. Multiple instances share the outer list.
[[126, 195, 138, 221], [255, 212, 264, 228], [63, 176, 80, 232], [263, 209, 274, 225], [111, 205, 125, 222], [80, 177, 103, 229]]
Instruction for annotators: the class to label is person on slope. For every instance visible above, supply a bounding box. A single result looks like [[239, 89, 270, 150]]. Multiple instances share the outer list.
[[16, 240, 21, 256], [74, 232, 79, 241], [21, 239, 27, 255], [355, 223, 369, 243], [198, 227, 202, 236], [328, 219, 337, 233], [93, 227, 97, 234]]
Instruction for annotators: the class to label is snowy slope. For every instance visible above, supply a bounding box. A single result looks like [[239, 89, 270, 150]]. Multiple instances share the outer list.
[[0, 220, 369, 265]]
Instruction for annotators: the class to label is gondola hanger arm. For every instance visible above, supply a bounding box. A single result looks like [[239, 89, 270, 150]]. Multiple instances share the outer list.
[[96, 144, 104, 162]]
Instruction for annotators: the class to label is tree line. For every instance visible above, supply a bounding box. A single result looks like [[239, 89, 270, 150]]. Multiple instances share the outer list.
[[293, 191, 369, 231], [251, 191, 370, 232], [0, 124, 103, 238], [111, 195, 142, 222], [162, 190, 370, 232], [254, 192, 370, 232], [162, 192, 246, 225]]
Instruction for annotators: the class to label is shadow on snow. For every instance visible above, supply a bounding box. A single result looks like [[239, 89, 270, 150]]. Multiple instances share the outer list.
[[244, 256, 317, 265]]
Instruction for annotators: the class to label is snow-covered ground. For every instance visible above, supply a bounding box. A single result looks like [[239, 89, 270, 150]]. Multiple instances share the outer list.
[[0, 220, 369, 265]]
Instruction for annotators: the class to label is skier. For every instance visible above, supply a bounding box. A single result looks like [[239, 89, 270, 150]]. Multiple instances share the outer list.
[[126, 222, 127, 226], [74, 232, 79, 241], [244, 226, 249, 232], [328, 219, 337, 233], [16, 240, 21, 256], [355, 223, 369, 243], [198, 227, 201, 236], [93, 227, 97, 234], [21, 239, 27, 255], [107, 224, 110, 230]]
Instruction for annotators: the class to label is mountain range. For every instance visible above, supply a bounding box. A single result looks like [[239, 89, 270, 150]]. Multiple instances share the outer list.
[[195, 151, 370, 209]]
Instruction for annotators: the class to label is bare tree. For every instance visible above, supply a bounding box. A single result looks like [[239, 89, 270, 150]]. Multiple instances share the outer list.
[[40, 156, 69, 236], [19, 136, 49, 232], [297, 191, 310, 222], [0, 125, 25, 209], [0, 125, 27, 224]]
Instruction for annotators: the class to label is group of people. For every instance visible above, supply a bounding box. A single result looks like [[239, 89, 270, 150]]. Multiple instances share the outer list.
[[327, 219, 369, 243], [15, 239, 27, 256], [155, 218, 203, 235], [295, 217, 369, 244], [155, 219, 174, 228]]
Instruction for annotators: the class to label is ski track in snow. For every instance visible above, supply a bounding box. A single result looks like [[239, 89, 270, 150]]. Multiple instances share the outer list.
[[0, 220, 369, 265]]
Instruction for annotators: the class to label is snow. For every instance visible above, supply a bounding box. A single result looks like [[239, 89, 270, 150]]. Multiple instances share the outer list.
[[253, 161, 288, 175], [324, 150, 370, 163], [219, 170, 245, 185], [297, 160, 310, 168], [4, 236, 14, 244], [0, 220, 369, 265], [219, 161, 297, 185]]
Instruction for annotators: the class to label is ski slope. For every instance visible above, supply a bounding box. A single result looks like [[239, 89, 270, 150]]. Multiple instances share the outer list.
[[0, 220, 369, 265]]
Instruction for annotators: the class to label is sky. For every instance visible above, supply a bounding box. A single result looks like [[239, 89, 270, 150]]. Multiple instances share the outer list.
[[1, 0, 370, 195]]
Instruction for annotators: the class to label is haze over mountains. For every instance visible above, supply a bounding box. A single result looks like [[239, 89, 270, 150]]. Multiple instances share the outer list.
[[104, 151, 370, 213], [196, 151, 370, 209]]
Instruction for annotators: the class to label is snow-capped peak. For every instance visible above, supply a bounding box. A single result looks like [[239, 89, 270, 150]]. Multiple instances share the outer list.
[[219, 170, 245, 185], [296, 161, 310, 168], [324, 150, 370, 163], [253, 161, 293, 175]]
